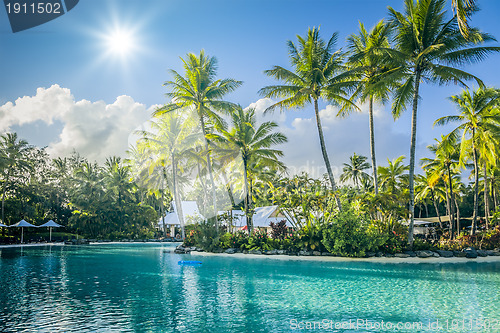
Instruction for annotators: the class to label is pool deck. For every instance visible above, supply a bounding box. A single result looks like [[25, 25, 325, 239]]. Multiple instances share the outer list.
[[190, 251, 500, 264], [1, 242, 499, 264]]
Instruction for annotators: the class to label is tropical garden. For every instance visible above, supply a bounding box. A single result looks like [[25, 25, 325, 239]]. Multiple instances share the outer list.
[[1, 0, 500, 255]]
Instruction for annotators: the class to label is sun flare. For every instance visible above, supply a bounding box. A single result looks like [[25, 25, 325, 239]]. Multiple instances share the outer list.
[[106, 29, 135, 56]]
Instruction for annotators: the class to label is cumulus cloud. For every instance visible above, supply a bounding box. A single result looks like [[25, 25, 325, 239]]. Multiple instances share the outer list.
[[0, 85, 155, 162], [245, 98, 427, 179]]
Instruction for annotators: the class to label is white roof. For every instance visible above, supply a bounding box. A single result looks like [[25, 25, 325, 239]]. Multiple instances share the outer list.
[[158, 201, 204, 226], [233, 206, 293, 228]]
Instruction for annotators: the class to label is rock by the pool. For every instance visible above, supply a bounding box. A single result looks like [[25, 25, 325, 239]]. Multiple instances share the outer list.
[[416, 250, 435, 258], [224, 248, 236, 254], [394, 253, 410, 258], [436, 250, 454, 258]]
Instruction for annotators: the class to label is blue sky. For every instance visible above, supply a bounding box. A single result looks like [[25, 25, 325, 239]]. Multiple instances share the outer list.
[[1, 0, 500, 176]]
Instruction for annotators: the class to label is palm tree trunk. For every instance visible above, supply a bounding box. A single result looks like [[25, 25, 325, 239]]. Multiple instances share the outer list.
[[447, 165, 456, 239], [483, 163, 490, 230], [455, 197, 461, 236], [369, 97, 379, 195], [444, 184, 452, 237], [242, 158, 253, 233], [493, 178, 498, 213], [313, 99, 341, 210], [431, 189, 443, 228], [199, 114, 219, 233], [407, 70, 422, 246], [172, 154, 185, 239], [471, 137, 479, 235], [1, 170, 11, 224]]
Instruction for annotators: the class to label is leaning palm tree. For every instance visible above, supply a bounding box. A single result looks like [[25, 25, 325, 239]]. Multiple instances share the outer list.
[[340, 153, 372, 189], [385, 0, 500, 244], [259, 27, 358, 210], [436, 87, 500, 234], [155, 50, 242, 232], [341, 20, 394, 194], [0, 133, 33, 224], [209, 107, 287, 233]]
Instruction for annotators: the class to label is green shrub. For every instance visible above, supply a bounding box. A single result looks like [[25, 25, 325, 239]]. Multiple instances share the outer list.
[[242, 229, 271, 251], [192, 220, 220, 252], [219, 231, 249, 249], [297, 220, 324, 251], [321, 210, 377, 257]]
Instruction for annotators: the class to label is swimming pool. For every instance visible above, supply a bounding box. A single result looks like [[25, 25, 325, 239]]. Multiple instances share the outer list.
[[0, 244, 498, 332]]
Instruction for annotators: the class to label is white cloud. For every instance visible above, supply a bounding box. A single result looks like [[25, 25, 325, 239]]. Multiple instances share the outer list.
[[0, 85, 154, 162]]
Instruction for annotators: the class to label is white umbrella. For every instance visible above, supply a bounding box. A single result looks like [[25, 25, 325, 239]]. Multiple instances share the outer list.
[[10, 219, 37, 243], [38, 220, 63, 242]]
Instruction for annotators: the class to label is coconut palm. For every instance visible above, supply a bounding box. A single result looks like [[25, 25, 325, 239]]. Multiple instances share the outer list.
[[259, 27, 358, 210], [435, 87, 500, 234], [137, 111, 202, 239], [340, 153, 372, 189], [451, 0, 476, 38], [378, 156, 409, 195], [342, 20, 394, 194], [385, 0, 500, 244], [155, 50, 242, 232], [209, 107, 287, 233], [415, 172, 446, 228], [0, 133, 33, 224], [422, 134, 461, 237]]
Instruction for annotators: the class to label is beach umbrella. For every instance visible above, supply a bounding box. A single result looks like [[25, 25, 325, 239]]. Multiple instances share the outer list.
[[10, 219, 37, 243], [38, 220, 63, 242]]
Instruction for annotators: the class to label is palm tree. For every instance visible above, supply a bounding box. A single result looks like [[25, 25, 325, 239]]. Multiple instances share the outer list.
[[385, 0, 500, 244], [137, 111, 202, 239], [209, 107, 287, 233], [422, 134, 461, 237], [0, 133, 33, 224], [155, 50, 242, 232], [415, 172, 446, 228], [451, 0, 476, 38], [435, 87, 500, 234], [341, 20, 393, 194], [259, 27, 358, 210], [378, 156, 409, 195], [340, 153, 372, 189]]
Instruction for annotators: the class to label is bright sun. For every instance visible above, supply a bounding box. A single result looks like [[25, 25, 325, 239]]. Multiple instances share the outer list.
[[106, 29, 134, 56]]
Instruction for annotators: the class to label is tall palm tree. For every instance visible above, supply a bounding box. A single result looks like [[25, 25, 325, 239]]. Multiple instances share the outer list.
[[435, 87, 500, 234], [0, 133, 33, 224], [385, 0, 499, 244], [155, 50, 242, 232], [340, 153, 372, 189], [259, 27, 357, 210], [342, 20, 393, 194], [415, 172, 446, 228], [209, 107, 287, 233]]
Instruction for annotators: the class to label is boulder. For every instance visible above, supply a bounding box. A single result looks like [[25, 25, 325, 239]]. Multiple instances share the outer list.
[[298, 250, 312, 256], [366, 252, 376, 257], [416, 250, 434, 258], [321, 252, 334, 256], [453, 250, 466, 257], [476, 250, 488, 257], [264, 249, 278, 255], [384, 253, 394, 258], [312, 251, 322, 256], [394, 253, 410, 258], [486, 250, 500, 256], [276, 250, 286, 255], [404, 251, 417, 257], [376, 252, 384, 257], [249, 249, 262, 255], [224, 248, 236, 254], [463, 248, 478, 258], [436, 250, 453, 258]]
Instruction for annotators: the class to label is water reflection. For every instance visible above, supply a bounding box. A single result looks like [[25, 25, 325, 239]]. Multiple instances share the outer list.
[[0, 244, 499, 332]]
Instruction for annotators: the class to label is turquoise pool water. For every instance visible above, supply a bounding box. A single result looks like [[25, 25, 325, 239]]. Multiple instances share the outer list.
[[0, 244, 499, 332]]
